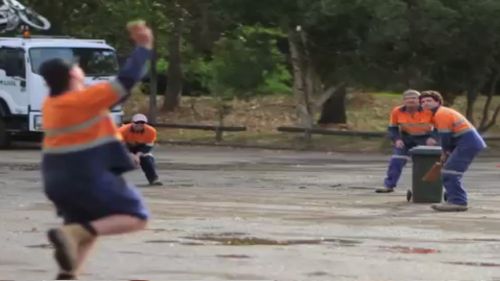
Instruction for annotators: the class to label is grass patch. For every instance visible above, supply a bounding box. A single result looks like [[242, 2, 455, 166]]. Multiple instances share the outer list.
[[157, 129, 391, 153], [128, 90, 500, 152]]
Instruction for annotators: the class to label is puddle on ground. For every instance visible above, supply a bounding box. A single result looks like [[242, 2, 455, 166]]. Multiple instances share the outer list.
[[212, 232, 248, 236], [0, 163, 40, 171], [145, 240, 178, 244], [216, 254, 251, 259], [453, 238, 500, 242], [307, 271, 330, 277], [180, 242, 205, 246], [380, 246, 439, 254], [184, 234, 361, 246], [446, 261, 500, 267], [347, 186, 376, 190], [148, 228, 168, 233], [137, 184, 160, 188], [144, 240, 205, 246], [119, 250, 143, 255], [26, 244, 52, 249]]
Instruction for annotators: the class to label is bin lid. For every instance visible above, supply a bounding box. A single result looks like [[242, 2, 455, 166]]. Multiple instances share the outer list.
[[409, 145, 442, 155]]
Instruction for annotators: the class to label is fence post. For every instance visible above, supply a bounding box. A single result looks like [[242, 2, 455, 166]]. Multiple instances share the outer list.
[[215, 127, 223, 142]]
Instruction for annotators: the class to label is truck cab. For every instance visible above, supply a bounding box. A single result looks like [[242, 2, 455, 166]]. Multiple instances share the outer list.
[[0, 36, 123, 147]]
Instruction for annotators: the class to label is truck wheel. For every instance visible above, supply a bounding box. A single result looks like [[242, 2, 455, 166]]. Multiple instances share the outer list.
[[0, 118, 11, 148]]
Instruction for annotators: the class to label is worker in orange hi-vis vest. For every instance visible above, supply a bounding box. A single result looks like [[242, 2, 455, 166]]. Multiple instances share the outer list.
[[119, 113, 162, 186], [40, 20, 153, 280], [420, 91, 486, 212], [375, 89, 438, 193]]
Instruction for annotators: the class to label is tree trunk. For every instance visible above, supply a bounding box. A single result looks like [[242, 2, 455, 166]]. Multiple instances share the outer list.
[[148, 47, 158, 124], [481, 105, 500, 132], [440, 91, 457, 106], [198, 0, 212, 54], [318, 85, 347, 125], [288, 26, 313, 130], [299, 29, 315, 122], [163, 1, 184, 112], [466, 86, 479, 124], [479, 72, 500, 132], [404, 0, 421, 88]]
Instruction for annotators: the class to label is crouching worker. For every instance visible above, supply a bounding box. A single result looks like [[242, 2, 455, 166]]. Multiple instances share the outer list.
[[376, 89, 438, 193], [40, 20, 153, 279], [119, 113, 163, 186], [420, 90, 486, 212]]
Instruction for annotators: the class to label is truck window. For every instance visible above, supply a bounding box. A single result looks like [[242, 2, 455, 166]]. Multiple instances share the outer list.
[[29, 48, 118, 77], [0, 48, 25, 78], [29, 48, 73, 74]]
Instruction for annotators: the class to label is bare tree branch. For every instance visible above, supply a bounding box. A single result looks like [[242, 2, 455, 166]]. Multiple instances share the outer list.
[[483, 104, 500, 132], [314, 82, 348, 108]]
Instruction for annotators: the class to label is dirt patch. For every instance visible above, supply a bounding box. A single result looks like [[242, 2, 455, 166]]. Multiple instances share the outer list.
[[380, 246, 440, 254]]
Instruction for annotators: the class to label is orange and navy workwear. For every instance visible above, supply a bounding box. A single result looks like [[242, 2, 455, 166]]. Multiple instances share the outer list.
[[42, 82, 126, 154], [119, 123, 157, 153], [41, 47, 152, 224], [430, 106, 486, 206], [119, 123, 159, 184], [431, 106, 485, 152], [384, 106, 437, 189], [388, 105, 435, 140]]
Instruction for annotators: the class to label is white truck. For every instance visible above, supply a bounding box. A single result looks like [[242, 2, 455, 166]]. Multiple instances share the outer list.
[[0, 35, 124, 147]]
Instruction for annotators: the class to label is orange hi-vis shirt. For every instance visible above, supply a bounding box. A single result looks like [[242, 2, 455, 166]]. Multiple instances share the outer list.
[[42, 81, 127, 154], [389, 106, 434, 137], [431, 106, 486, 152], [432, 106, 474, 137], [119, 123, 157, 146]]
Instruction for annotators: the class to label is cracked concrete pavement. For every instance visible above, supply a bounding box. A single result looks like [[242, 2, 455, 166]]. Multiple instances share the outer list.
[[1, 145, 500, 280]]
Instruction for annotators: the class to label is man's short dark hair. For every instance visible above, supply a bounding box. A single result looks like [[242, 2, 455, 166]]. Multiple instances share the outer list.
[[420, 90, 444, 105], [39, 58, 72, 97]]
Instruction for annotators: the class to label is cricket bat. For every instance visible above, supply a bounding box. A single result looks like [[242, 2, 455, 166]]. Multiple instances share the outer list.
[[422, 161, 442, 182]]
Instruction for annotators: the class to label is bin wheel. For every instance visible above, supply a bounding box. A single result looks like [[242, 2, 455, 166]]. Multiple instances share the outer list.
[[443, 192, 447, 202], [406, 190, 412, 202]]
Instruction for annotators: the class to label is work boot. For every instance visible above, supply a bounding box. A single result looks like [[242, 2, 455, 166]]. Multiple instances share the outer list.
[[55, 272, 77, 280], [149, 178, 163, 186], [431, 203, 468, 212], [47, 224, 94, 274], [375, 187, 394, 193]]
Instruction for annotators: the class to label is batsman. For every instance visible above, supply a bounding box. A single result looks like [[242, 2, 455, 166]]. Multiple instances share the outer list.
[[40, 21, 153, 279], [420, 91, 487, 212]]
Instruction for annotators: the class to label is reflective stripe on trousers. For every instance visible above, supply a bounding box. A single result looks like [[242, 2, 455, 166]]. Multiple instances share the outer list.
[[384, 146, 410, 188], [441, 146, 482, 205]]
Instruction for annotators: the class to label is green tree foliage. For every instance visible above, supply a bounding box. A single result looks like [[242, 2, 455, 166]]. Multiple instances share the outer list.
[[17, 0, 500, 130], [200, 26, 290, 99]]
